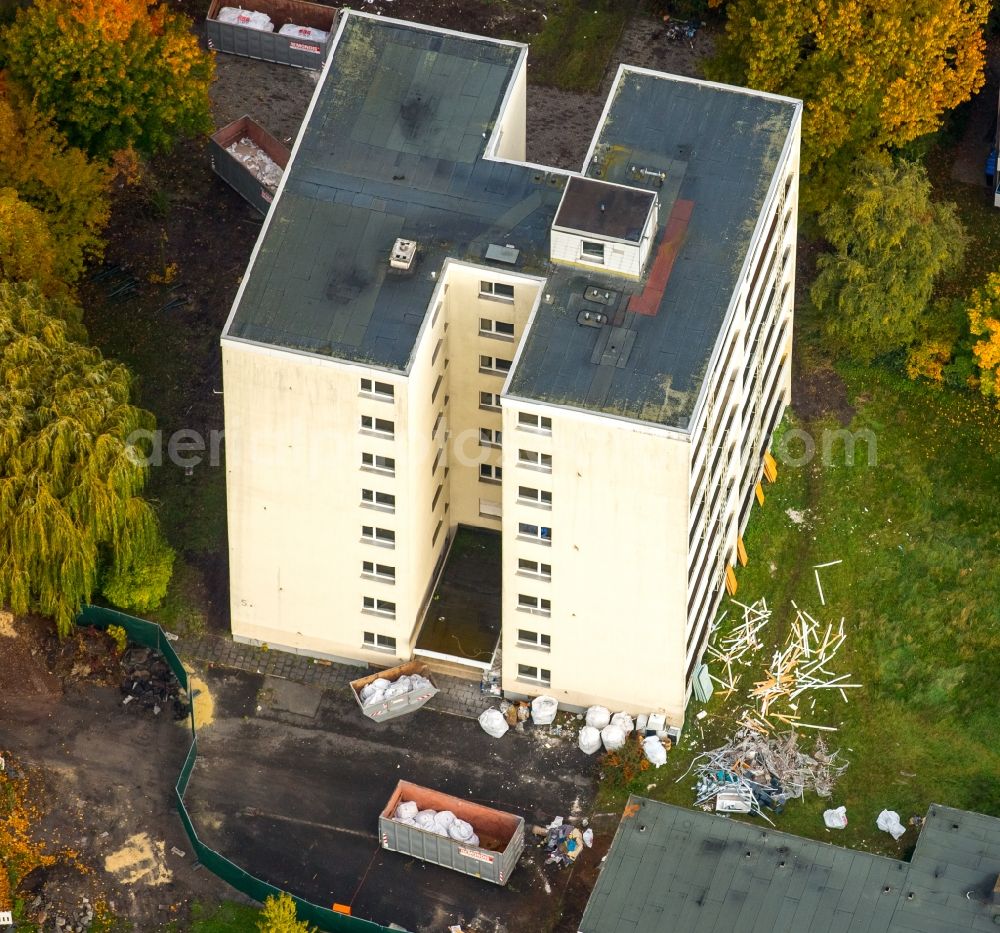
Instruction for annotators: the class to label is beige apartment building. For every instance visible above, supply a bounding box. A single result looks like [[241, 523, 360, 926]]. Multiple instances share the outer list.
[[221, 12, 802, 724]]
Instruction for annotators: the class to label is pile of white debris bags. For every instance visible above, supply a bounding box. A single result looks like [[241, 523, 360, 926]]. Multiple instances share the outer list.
[[392, 801, 480, 846], [359, 672, 434, 707], [226, 137, 284, 190], [578, 706, 642, 754], [217, 7, 274, 31], [278, 23, 329, 42]]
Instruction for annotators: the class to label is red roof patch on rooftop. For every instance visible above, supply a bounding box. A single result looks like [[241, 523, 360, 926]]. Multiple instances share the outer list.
[[627, 199, 694, 316]]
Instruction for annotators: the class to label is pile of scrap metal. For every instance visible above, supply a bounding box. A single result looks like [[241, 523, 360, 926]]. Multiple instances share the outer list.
[[679, 729, 848, 823]]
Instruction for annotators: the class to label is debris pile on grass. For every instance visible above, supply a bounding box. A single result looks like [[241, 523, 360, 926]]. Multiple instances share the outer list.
[[679, 729, 849, 822], [706, 596, 861, 735]]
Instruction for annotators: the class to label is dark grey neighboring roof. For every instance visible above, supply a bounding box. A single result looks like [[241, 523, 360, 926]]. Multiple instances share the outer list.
[[554, 177, 655, 242], [224, 12, 800, 428], [578, 797, 1000, 933]]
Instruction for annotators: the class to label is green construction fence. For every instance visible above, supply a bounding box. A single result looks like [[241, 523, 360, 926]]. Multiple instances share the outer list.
[[77, 606, 395, 933]]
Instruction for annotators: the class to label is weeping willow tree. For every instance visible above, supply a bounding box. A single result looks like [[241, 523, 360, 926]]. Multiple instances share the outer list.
[[0, 281, 173, 635]]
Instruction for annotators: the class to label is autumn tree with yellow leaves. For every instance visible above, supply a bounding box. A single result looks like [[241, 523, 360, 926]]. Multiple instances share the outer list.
[[0, 84, 110, 287], [1, 0, 214, 159], [709, 0, 990, 215], [968, 272, 1000, 407]]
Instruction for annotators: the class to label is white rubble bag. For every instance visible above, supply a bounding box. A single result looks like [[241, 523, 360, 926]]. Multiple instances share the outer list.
[[447, 818, 475, 842], [530, 695, 558, 725], [577, 725, 602, 755], [413, 810, 437, 830], [610, 712, 634, 733], [876, 809, 906, 840], [601, 724, 626, 752], [823, 806, 848, 829], [359, 677, 391, 703], [217, 7, 274, 31], [642, 735, 667, 768], [585, 705, 611, 730], [394, 800, 418, 821], [479, 707, 509, 738], [278, 22, 329, 42]]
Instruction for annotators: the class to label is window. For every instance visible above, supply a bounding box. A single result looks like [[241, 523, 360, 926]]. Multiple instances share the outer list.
[[518, 558, 551, 578], [518, 594, 551, 616], [479, 354, 512, 375], [479, 463, 502, 483], [363, 596, 396, 617], [517, 412, 552, 433], [432, 411, 444, 440], [363, 631, 397, 652], [432, 446, 444, 475], [432, 518, 444, 545], [581, 241, 605, 264], [362, 525, 395, 547], [480, 318, 515, 339], [360, 378, 394, 400], [361, 415, 394, 437], [518, 449, 552, 471], [479, 427, 502, 448], [480, 281, 515, 301], [518, 522, 551, 543], [518, 629, 551, 650], [480, 391, 502, 411], [361, 489, 395, 511], [431, 484, 443, 510], [517, 664, 551, 685], [431, 374, 444, 404], [362, 561, 395, 581], [479, 498, 502, 519], [432, 337, 444, 365], [518, 486, 551, 508], [361, 452, 395, 474]]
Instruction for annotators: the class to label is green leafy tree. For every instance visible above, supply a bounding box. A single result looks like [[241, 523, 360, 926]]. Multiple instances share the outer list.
[[102, 534, 174, 614], [810, 159, 966, 362], [709, 0, 990, 215], [1, 0, 214, 159], [258, 893, 315, 933], [0, 85, 109, 286], [0, 281, 172, 636]]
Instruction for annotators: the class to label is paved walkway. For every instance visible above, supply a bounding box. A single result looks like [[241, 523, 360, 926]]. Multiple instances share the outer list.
[[176, 632, 495, 720]]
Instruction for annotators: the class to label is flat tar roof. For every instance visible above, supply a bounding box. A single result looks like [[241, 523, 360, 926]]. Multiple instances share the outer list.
[[579, 797, 1000, 933], [224, 13, 800, 428]]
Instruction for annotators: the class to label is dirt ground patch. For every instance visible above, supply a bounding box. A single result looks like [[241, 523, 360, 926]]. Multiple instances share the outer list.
[[0, 628, 234, 927], [791, 361, 855, 426]]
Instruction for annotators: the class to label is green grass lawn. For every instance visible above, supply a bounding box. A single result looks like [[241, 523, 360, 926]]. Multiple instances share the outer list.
[[160, 901, 260, 932], [528, 0, 634, 92], [600, 364, 1000, 856]]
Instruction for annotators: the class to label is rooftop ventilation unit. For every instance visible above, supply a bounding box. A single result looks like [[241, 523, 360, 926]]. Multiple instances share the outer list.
[[577, 309, 607, 328], [389, 238, 417, 271]]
